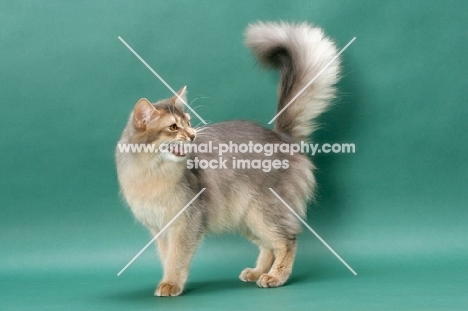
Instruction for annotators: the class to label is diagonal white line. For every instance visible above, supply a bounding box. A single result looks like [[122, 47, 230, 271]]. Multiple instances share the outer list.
[[117, 188, 206, 276], [118, 36, 207, 125], [268, 37, 356, 125], [269, 188, 357, 276]]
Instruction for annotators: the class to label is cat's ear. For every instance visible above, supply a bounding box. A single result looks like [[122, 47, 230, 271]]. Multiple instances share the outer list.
[[170, 86, 187, 107], [133, 98, 160, 130]]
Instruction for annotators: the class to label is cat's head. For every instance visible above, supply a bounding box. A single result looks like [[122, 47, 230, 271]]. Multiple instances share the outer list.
[[127, 86, 196, 162]]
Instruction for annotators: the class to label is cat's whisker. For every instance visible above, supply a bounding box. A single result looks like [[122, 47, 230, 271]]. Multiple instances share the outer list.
[[191, 105, 207, 111], [194, 129, 212, 135], [194, 122, 212, 129], [194, 127, 209, 133], [184, 97, 210, 121], [189, 96, 210, 107], [193, 134, 218, 141]]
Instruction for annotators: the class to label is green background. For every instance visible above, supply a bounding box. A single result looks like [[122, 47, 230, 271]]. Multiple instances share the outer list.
[[1, 1, 467, 310]]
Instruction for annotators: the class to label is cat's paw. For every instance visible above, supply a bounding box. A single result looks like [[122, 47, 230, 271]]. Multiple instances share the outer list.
[[154, 282, 183, 297], [256, 274, 284, 288], [239, 268, 261, 282]]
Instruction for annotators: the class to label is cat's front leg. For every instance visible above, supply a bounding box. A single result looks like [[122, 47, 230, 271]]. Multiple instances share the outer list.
[[154, 223, 203, 297]]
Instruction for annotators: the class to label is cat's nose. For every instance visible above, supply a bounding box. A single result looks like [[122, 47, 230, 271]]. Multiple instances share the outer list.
[[186, 129, 196, 141]]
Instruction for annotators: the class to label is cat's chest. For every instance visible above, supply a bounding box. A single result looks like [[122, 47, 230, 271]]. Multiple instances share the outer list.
[[119, 165, 185, 230]]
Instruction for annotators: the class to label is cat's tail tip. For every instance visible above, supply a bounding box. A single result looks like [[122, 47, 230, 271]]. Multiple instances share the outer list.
[[245, 21, 341, 141]]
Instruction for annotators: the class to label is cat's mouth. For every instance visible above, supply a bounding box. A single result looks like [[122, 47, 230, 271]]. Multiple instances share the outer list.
[[167, 142, 189, 157]]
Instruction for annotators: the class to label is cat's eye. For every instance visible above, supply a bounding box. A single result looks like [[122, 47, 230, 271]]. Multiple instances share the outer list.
[[169, 124, 178, 131]]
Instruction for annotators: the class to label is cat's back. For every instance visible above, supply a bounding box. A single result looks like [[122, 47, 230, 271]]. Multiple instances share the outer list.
[[195, 120, 292, 146]]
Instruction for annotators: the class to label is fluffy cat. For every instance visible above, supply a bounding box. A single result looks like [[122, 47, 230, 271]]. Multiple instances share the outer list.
[[115, 22, 340, 296]]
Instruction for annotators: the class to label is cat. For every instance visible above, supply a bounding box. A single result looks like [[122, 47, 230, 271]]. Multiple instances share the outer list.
[[115, 21, 340, 296]]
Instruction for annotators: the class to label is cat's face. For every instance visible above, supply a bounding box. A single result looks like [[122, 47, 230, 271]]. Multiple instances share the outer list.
[[130, 87, 196, 162]]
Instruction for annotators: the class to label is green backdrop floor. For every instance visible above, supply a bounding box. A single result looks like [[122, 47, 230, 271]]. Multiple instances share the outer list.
[[2, 232, 467, 310]]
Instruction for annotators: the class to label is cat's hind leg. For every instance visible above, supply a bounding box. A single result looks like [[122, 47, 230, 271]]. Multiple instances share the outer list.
[[256, 238, 297, 288], [239, 245, 275, 282], [240, 204, 300, 287]]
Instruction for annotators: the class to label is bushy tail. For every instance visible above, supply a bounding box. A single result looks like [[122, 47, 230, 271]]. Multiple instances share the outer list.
[[245, 22, 340, 142]]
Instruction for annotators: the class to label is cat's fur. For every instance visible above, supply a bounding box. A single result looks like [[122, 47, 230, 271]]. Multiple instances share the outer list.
[[115, 22, 340, 296]]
